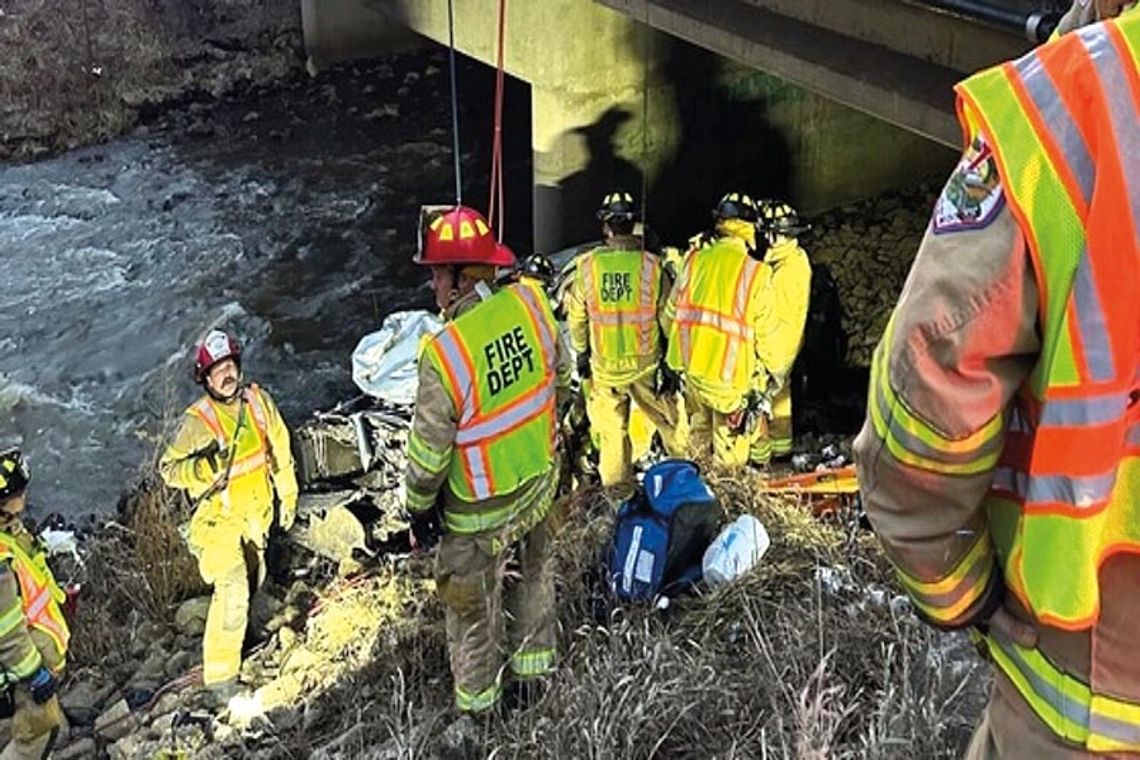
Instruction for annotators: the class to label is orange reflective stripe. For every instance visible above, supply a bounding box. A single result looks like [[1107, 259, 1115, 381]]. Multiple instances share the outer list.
[[514, 282, 556, 364], [191, 399, 227, 449], [637, 255, 657, 355], [4, 544, 69, 654], [432, 329, 479, 424]]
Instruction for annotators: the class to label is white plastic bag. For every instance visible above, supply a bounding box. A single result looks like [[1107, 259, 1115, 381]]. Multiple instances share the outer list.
[[702, 514, 770, 587], [351, 310, 443, 404]]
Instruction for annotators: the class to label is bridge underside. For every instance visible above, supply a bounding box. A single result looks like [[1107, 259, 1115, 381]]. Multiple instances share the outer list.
[[596, 0, 1034, 147]]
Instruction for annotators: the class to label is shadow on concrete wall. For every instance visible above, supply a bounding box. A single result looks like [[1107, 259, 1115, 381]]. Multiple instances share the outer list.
[[554, 106, 645, 246], [645, 36, 792, 246], [546, 33, 793, 250]]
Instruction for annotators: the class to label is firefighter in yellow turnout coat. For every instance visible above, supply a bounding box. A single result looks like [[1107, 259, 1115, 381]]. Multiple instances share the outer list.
[[160, 330, 297, 701], [565, 193, 688, 493], [751, 200, 813, 465], [0, 448, 68, 760], [662, 193, 774, 467], [404, 206, 572, 714]]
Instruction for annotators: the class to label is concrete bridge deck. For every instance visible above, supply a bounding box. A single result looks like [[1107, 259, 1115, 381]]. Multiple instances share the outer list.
[[301, 0, 1056, 252]]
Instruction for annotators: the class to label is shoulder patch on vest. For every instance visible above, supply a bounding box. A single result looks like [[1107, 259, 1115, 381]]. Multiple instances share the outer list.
[[932, 136, 1005, 235]]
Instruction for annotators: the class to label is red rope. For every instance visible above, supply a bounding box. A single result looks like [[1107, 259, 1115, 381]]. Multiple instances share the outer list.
[[487, 0, 508, 243]]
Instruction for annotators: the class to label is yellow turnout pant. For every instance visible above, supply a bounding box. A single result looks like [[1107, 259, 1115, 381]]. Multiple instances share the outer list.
[[0, 690, 62, 760], [751, 383, 793, 465], [586, 375, 688, 488], [191, 517, 264, 687]]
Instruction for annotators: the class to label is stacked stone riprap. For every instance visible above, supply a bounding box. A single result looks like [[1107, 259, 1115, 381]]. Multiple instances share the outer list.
[[803, 185, 940, 367]]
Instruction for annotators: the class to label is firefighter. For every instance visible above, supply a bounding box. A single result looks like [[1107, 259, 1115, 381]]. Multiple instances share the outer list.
[[853, 4, 1140, 757], [564, 192, 688, 495], [404, 206, 572, 714], [0, 448, 68, 760], [662, 193, 773, 467], [159, 329, 298, 705], [751, 200, 812, 466]]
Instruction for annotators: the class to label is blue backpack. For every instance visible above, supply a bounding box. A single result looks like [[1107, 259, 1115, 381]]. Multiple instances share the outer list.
[[608, 460, 724, 602]]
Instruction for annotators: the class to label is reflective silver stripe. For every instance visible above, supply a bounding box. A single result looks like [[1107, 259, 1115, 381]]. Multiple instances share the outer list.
[[1039, 394, 1126, 426], [435, 331, 476, 425], [1072, 251, 1116, 382], [1127, 421, 1140, 447], [464, 447, 491, 500], [905, 549, 992, 612], [514, 284, 556, 368], [733, 258, 760, 318], [1013, 52, 1095, 206], [723, 339, 740, 383], [455, 382, 555, 445], [1090, 710, 1140, 748], [25, 589, 49, 619], [246, 388, 270, 438], [873, 368, 1006, 465], [993, 466, 1117, 507], [1079, 25, 1140, 233], [989, 634, 1091, 728]]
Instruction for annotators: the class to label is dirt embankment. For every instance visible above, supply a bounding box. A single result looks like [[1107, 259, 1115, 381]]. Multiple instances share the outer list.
[[0, 0, 303, 161]]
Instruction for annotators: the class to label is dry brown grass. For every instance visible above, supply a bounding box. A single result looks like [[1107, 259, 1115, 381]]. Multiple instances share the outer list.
[[262, 467, 990, 759], [66, 384, 206, 670]]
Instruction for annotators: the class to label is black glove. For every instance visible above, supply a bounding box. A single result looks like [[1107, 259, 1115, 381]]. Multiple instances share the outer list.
[[655, 363, 681, 395], [576, 350, 592, 381], [25, 666, 57, 705], [194, 441, 224, 478], [408, 509, 443, 552]]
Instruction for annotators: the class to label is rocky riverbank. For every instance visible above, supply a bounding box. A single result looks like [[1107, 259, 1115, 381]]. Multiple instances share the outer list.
[[0, 0, 302, 161], [805, 185, 940, 367]]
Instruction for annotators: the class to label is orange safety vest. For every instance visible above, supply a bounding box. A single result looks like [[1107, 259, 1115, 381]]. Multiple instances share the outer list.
[[958, 13, 1140, 752], [0, 532, 70, 659], [189, 384, 273, 505]]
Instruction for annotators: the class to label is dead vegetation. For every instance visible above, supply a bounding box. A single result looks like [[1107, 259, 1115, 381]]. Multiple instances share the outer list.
[[0, 0, 300, 160], [60, 444, 989, 757], [259, 467, 990, 759]]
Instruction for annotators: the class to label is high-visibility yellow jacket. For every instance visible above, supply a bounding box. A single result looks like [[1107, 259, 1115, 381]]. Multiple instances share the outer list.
[[0, 516, 68, 681], [661, 235, 772, 413], [758, 238, 812, 389], [564, 236, 670, 386], [161, 384, 297, 549], [406, 281, 572, 540]]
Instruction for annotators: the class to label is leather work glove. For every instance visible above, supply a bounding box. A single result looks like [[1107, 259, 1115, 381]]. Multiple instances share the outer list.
[[25, 666, 57, 705], [408, 508, 443, 552], [576, 350, 592, 381], [655, 363, 682, 396]]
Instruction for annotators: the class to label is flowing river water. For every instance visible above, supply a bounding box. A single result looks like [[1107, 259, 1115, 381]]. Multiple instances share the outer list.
[[0, 52, 497, 521]]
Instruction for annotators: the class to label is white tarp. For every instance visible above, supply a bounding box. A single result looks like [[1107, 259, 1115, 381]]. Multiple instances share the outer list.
[[352, 310, 443, 404]]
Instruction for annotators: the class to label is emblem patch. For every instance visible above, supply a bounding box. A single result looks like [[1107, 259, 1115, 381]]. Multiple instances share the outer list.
[[933, 136, 1005, 234]]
